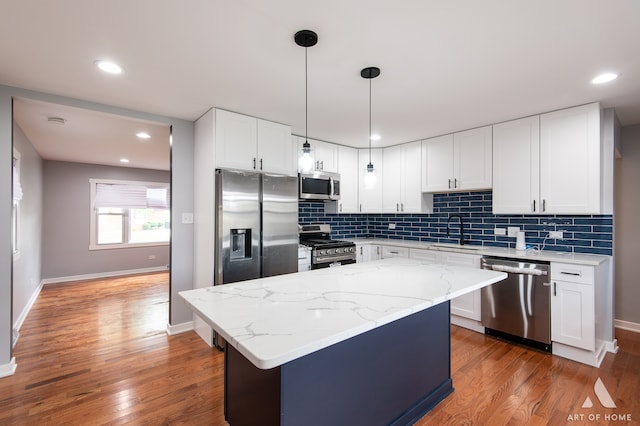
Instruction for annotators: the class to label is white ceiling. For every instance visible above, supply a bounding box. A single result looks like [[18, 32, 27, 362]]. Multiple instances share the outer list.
[[2, 0, 640, 169]]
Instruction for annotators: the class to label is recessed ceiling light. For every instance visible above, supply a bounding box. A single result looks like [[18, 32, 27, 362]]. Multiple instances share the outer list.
[[119, 158, 130, 163], [136, 132, 151, 139], [95, 60, 124, 74], [370, 134, 381, 141], [591, 72, 618, 84]]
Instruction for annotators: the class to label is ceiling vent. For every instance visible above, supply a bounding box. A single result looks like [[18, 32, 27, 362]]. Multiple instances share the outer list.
[[47, 116, 66, 125]]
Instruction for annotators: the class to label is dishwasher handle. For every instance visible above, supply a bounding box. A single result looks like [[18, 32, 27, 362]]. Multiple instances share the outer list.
[[487, 264, 548, 276]]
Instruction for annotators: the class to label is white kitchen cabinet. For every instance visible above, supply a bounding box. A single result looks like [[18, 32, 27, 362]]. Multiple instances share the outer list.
[[335, 145, 359, 213], [358, 148, 383, 213], [257, 119, 296, 176], [409, 248, 482, 325], [356, 243, 382, 263], [422, 126, 492, 192], [382, 141, 429, 213], [492, 116, 540, 214], [551, 263, 595, 351], [540, 103, 601, 214], [439, 252, 482, 321], [493, 103, 601, 215], [297, 138, 337, 173], [215, 109, 295, 176], [381, 246, 409, 259]]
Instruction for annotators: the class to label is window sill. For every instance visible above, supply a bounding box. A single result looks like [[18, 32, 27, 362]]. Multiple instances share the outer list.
[[89, 242, 169, 251]]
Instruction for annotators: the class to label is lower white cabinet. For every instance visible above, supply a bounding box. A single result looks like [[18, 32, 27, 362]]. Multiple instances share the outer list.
[[550, 263, 595, 351], [409, 248, 482, 327], [356, 243, 382, 263], [381, 246, 409, 259]]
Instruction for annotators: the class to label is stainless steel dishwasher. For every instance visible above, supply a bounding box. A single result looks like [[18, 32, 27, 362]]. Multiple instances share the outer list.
[[481, 257, 552, 352]]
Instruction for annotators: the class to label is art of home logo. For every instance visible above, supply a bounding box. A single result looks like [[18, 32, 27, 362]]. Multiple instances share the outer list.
[[567, 377, 633, 422]]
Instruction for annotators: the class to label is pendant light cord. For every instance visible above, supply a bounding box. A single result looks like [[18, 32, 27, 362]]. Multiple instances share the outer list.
[[305, 45, 308, 142], [368, 77, 372, 164]]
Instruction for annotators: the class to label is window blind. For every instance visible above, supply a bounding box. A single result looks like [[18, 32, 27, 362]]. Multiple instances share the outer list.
[[94, 183, 169, 208]]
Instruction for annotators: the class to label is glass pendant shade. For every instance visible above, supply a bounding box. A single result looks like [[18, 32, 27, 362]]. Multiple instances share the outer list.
[[299, 140, 314, 172], [363, 162, 377, 188]]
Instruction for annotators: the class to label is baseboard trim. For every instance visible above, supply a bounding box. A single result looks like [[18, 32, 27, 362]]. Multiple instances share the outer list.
[[42, 266, 168, 285], [615, 319, 640, 333], [0, 358, 17, 378], [166, 321, 193, 335], [14, 281, 44, 334]]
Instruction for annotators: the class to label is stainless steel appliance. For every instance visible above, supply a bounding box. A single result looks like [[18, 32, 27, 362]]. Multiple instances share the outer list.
[[215, 169, 298, 285], [481, 257, 552, 352], [298, 170, 340, 201], [299, 224, 356, 269]]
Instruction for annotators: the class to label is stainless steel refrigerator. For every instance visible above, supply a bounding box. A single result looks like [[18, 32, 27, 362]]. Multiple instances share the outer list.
[[214, 168, 298, 286]]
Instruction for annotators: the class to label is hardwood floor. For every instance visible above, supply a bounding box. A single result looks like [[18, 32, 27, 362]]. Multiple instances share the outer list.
[[1, 273, 638, 425]]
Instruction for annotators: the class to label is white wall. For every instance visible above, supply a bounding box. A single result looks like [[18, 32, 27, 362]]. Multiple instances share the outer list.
[[615, 124, 640, 325], [11, 122, 43, 335]]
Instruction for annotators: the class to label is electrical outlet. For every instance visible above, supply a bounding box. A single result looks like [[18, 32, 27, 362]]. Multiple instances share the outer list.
[[507, 227, 520, 237], [388, 223, 396, 230], [549, 231, 563, 239], [494, 227, 506, 236]]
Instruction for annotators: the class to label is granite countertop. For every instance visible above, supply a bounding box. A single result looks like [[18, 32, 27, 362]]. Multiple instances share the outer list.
[[179, 258, 506, 370], [349, 238, 610, 266]]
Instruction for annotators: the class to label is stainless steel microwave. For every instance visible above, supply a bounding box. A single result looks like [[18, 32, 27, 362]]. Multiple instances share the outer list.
[[299, 171, 341, 201]]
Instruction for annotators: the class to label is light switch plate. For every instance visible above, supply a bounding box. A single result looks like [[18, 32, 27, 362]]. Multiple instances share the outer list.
[[181, 212, 194, 224], [507, 227, 520, 237], [388, 223, 396, 230]]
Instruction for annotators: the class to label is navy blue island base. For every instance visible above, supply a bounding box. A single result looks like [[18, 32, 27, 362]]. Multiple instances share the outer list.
[[224, 301, 453, 426]]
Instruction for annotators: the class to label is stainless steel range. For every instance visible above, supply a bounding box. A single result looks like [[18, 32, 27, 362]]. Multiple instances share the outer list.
[[299, 224, 356, 269]]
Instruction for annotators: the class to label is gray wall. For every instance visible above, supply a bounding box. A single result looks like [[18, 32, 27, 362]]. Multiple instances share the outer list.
[[615, 124, 640, 324], [12, 122, 43, 331], [1, 84, 194, 372], [42, 161, 170, 279]]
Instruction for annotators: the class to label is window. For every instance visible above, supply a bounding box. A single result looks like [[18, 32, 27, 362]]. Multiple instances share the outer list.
[[90, 179, 170, 250], [12, 149, 23, 256]]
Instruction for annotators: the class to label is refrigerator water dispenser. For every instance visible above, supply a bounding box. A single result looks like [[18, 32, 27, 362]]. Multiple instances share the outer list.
[[230, 229, 252, 261]]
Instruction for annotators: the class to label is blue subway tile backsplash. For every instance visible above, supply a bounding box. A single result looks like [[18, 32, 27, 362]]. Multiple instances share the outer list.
[[299, 191, 613, 256]]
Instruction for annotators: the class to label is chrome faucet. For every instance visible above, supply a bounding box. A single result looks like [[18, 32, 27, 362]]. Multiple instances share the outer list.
[[446, 214, 469, 245]]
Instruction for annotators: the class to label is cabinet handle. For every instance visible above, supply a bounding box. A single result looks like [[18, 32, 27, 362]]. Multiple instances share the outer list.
[[448, 179, 452, 189], [376, 247, 380, 255], [454, 178, 458, 189], [542, 199, 546, 212], [320, 160, 324, 170], [396, 203, 399, 212], [339, 203, 342, 213], [359, 204, 362, 212], [260, 158, 263, 170], [401, 203, 404, 212], [533, 200, 536, 212], [253, 158, 256, 170], [553, 282, 556, 296], [315, 160, 319, 170], [359, 247, 363, 255], [560, 271, 581, 276]]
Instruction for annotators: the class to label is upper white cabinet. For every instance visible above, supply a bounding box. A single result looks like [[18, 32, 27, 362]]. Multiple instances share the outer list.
[[358, 148, 384, 213], [493, 103, 601, 214], [492, 116, 540, 214], [215, 109, 295, 176], [297, 138, 338, 173], [382, 141, 428, 213], [540, 103, 601, 214], [336, 145, 359, 213], [422, 126, 492, 192]]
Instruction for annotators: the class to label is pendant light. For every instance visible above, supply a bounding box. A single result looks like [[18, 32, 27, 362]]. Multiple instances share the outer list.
[[295, 30, 318, 173], [361, 66, 380, 188]]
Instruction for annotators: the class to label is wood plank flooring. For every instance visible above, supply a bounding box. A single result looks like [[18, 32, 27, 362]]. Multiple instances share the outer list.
[[1, 273, 638, 425]]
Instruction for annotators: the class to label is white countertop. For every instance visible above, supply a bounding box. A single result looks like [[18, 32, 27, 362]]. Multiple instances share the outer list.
[[179, 258, 506, 370], [349, 238, 610, 266]]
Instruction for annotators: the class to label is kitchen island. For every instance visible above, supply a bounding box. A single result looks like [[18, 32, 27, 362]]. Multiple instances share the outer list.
[[180, 257, 506, 425]]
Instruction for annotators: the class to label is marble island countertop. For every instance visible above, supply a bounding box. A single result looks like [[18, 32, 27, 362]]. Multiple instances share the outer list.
[[179, 258, 506, 370]]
